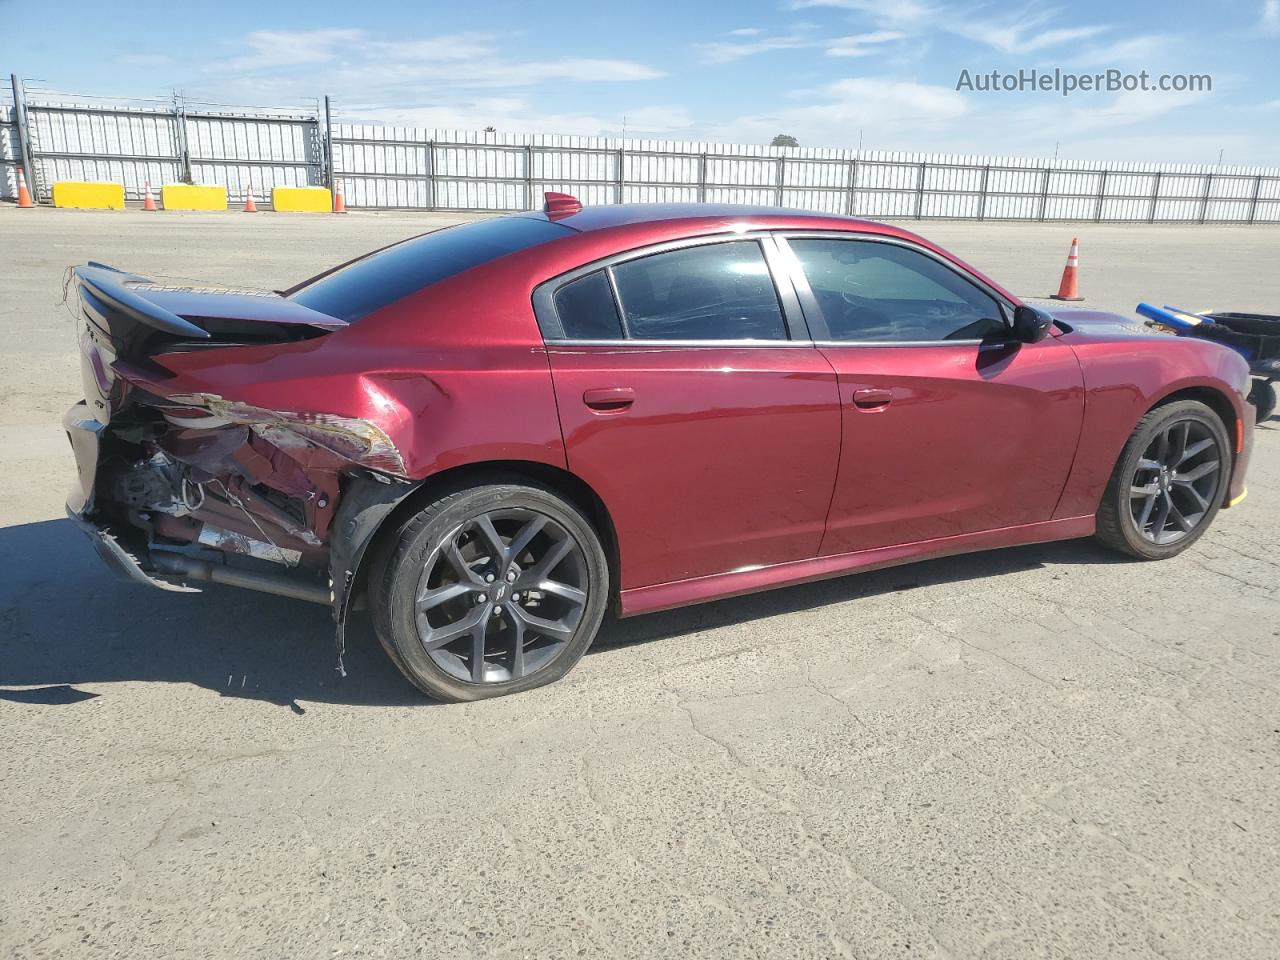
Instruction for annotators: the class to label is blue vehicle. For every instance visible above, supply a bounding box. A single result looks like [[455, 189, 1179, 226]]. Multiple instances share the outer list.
[[1137, 304, 1280, 423]]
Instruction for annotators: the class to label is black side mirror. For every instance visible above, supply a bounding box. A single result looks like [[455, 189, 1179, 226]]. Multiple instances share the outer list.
[[1012, 305, 1054, 344]]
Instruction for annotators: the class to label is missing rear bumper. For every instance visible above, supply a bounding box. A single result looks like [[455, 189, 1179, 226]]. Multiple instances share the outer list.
[[65, 506, 200, 593]]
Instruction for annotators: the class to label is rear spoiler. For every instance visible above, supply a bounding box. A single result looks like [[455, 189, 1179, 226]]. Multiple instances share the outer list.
[[76, 263, 210, 339], [73, 263, 347, 339]]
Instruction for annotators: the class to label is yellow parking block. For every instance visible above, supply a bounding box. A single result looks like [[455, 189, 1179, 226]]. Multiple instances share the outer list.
[[161, 184, 227, 211], [53, 181, 125, 210], [272, 186, 332, 213]]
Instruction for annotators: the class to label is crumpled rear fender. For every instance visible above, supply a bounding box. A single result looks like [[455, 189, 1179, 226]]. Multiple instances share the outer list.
[[135, 331, 567, 482]]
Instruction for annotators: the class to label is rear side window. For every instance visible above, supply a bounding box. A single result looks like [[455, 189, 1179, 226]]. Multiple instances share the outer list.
[[554, 271, 624, 339], [611, 241, 787, 341], [290, 216, 572, 323]]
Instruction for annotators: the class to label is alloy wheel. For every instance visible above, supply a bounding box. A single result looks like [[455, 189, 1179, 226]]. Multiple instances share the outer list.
[[414, 508, 589, 683], [1127, 418, 1223, 545]]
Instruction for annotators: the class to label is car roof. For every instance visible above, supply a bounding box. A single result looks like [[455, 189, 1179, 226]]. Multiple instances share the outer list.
[[502, 201, 1016, 304], [515, 202, 897, 236]]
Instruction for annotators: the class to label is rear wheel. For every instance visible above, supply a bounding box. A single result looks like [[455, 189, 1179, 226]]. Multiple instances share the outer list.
[[372, 481, 609, 701], [1095, 400, 1229, 560]]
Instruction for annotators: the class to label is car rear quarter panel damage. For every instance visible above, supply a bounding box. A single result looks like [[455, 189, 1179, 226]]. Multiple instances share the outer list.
[[90, 253, 572, 638]]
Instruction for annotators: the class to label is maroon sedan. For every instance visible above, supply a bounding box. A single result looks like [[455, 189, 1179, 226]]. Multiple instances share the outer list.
[[64, 195, 1253, 700]]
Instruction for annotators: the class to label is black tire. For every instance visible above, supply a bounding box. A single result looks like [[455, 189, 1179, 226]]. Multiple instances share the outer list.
[[1248, 379, 1276, 424], [1095, 399, 1230, 560], [370, 480, 609, 702]]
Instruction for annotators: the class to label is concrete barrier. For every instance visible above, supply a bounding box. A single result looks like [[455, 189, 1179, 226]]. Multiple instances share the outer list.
[[52, 182, 125, 210], [271, 187, 332, 213], [161, 184, 228, 211]]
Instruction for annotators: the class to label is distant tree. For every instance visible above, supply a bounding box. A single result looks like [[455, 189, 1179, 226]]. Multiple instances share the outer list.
[[770, 134, 799, 147], [483, 125, 497, 133]]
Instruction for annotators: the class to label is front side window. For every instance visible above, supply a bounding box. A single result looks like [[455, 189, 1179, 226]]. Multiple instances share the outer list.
[[610, 241, 787, 341], [787, 238, 1006, 343]]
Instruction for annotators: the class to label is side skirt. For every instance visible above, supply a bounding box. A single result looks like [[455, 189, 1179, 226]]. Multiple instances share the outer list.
[[618, 516, 1097, 617]]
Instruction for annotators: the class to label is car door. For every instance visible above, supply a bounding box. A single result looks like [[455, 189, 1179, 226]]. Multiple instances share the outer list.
[[774, 233, 1085, 557], [533, 235, 841, 591]]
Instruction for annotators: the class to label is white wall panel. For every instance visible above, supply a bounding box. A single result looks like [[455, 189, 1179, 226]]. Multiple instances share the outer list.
[[11, 94, 1280, 221]]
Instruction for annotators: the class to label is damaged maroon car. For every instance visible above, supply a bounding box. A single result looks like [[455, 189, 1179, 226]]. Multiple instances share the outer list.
[[65, 195, 1254, 701]]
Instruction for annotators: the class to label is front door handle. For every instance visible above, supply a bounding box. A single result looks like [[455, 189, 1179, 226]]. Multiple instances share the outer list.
[[852, 388, 892, 411], [583, 387, 636, 411]]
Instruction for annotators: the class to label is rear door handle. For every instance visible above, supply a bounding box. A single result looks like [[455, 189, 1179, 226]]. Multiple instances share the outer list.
[[583, 387, 636, 411], [852, 388, 893, 410]]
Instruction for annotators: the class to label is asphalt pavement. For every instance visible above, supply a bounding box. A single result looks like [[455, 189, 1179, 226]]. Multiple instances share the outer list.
[[2, 205, 1279, 959]]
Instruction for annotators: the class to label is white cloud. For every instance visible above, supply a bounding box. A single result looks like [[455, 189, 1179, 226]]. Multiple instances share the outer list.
[[1262, 0, 1280, 32], [825, 31, 908, 56], [1066, 34, 1174, 67], [710, 77, 966, 146], [791, 0, 935, 19], [938, 10, 1109, 55], [1229, 98, 1280, 112], [728, 27, 765, 36], [790, 0, 1109, 55], [1050, 88, 1208, 134], [208, 29, 663, 93], [705, 68, 1223, 159], [698, 35, 814, 63], [698, 25, 903, 63], [972, 87, 1211, 158], [218, 29, 381, 71]]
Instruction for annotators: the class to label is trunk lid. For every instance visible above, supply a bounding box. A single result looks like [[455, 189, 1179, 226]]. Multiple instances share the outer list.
[[72, 263, 346, 423]]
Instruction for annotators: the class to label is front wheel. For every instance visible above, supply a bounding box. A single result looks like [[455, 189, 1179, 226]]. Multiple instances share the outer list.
[[371, 481, 609, 701], [1095, 400, 1230, 560]]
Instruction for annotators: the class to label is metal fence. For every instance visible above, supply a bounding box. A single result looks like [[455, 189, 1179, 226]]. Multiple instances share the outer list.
[[4, 77, 1280, 224]]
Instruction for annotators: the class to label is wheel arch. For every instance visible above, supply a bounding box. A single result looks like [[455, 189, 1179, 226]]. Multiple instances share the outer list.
[[1147, 384, 1242, 459], [346, 460, 621, 614]]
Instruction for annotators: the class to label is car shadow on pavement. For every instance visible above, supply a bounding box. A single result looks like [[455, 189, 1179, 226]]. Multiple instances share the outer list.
[[0, 517, 1123, 711], [594, 536, 1125, 653]]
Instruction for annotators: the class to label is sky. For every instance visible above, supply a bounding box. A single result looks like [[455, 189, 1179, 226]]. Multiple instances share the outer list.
[[3, 0, 1279, 165]]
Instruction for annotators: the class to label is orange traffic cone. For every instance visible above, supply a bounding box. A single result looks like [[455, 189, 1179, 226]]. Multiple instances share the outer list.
[[16, 167, 34, 208], [1050, 238, 1083, 301], [142, 181, 158, 211], [333, 179, 346, 214], [243, 182, 258, 213]]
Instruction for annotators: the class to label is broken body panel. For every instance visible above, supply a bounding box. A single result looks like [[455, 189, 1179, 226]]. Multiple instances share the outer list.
[[64, 256, 568, 648]]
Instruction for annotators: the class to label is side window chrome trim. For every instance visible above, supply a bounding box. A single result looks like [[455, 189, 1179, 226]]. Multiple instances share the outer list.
[[532, 232, 808, 345], [544, 338, 820, 348], [812, 339, 986, 348]]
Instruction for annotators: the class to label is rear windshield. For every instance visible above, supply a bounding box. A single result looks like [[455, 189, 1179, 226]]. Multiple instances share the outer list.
[[289, 216, 572, 322]]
